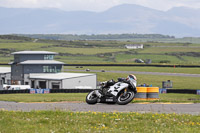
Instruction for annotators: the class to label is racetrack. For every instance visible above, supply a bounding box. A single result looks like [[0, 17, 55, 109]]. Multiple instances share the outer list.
[[67, 69, 200, 77], [0, 101, 199, 115]]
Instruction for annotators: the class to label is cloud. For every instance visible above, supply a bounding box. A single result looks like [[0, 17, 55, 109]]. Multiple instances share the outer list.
[[0, 0, 120, 11], [0, 0, 63, 9], [0, 0, 200, 12]]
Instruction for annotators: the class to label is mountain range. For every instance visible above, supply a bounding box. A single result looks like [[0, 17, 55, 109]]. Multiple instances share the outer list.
[[0, 4, 200, 37]]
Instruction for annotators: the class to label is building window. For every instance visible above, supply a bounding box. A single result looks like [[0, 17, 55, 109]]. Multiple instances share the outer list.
[[43, 66, 49, 73], [44, 55, 54, 60], [43, 66, 61, 73]]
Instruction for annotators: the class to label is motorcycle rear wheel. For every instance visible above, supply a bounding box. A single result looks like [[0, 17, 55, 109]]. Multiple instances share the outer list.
[[86, 90, 98, 104], [117, 90, 135, 105]]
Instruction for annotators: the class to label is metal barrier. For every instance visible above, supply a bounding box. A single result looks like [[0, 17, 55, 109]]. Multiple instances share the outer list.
[[166, 89, 197, 94], [0, 89, 199, 94], [0, 89, 92, 94], [64, 64, 200, 68], [0, 89, 30, 94], [50, 89, 92, 93]]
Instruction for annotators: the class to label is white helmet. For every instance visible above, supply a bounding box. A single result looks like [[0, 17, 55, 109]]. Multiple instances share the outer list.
[[127, 74, 137, 81]]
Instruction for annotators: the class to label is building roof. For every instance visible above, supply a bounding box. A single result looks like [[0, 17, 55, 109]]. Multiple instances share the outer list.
[[29, 72, 96, 80], [11, 51, 58, 55], [0, 67, 11, 74], [19, 60, 65, 65]]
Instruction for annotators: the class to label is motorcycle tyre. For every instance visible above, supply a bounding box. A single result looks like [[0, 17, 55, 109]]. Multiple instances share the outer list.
[[86, 90, 98, 104], [117, 90, 135, 105]]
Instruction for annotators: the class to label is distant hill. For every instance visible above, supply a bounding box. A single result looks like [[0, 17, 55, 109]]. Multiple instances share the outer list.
[[17, 34, 174, 40], [0, 4, 200, 37], [0, 35, 32, 41]]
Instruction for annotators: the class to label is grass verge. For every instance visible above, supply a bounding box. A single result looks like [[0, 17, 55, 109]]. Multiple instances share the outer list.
[[0, 111, 199, 133], [133, 93, 200, 103], [0, 93, 199, 103], [0, 93, 86, 103]]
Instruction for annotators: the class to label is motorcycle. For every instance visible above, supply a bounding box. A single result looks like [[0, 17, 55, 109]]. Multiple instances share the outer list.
[[86, 75, 137, 105]]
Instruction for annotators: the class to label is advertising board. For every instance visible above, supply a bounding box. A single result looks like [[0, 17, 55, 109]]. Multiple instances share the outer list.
[[30, 89, 50, 94]]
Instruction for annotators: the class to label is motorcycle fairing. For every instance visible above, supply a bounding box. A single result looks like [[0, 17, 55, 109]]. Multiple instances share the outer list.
[[100, 95, 117, 103], [107, 82, 129, 96]]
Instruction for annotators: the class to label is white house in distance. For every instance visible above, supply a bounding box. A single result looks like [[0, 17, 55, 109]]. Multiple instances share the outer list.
[[0, 51, 97, 90], [125, 44, 144, 49]]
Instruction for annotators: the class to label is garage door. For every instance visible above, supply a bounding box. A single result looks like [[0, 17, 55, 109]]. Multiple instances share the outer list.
[[39, 81, 46, 89]]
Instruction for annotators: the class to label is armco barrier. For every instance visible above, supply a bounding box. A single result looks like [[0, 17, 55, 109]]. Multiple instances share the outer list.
[[0, 89, 199, 95], [0, 89, 92, 94], [2, 63, 200, 68], [64, 64, 200, 68], [0, 89, 30, 94], [50, 89, 92, 93], [166, 89, 197, 94]]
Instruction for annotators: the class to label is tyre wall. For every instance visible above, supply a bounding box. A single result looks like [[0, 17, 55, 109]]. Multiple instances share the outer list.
[[134, 87, 147, 101], [135, 87, 159, 101], [147, 87, 159, 100]]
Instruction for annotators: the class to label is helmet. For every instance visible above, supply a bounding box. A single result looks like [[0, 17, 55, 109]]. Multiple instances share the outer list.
[[127, 74, 137, 81]]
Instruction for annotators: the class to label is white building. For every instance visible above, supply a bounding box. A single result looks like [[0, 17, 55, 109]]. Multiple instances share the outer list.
[[0, 51, 97, 90], [29, 73, 97, 89], [0, 67, 11, 89], [125, 44, 144, 49]]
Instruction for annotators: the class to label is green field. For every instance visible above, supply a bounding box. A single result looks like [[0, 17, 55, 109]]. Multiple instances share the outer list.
[[65, 70, 200, 90], [115, 53, 182, 64], [45, 47, 129, 55], [0, 111, 199, 133], [139, 47, 200, 54], [0, 42, 55, 50], [158, 93, 200, 103], [0, 36, 200, 64], [56, 55, 108, 63], [0, 93, 199, 103]]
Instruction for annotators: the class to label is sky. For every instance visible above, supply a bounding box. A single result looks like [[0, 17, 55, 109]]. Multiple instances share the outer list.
[[0, 0, 200, 12]]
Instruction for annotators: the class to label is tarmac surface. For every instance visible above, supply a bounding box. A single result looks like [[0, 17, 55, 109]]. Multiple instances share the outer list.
[[67, 69, 200, 77], [0, 101, 200, 115]]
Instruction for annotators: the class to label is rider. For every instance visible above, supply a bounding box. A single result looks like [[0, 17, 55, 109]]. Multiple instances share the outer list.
[[102, 74, 137, 87], [126, 74, 137, 90]]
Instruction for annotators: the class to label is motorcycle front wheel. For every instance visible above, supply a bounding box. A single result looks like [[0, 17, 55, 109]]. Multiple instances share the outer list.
[[117, 90, 135, 105], [86, 90, 98, 104]]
